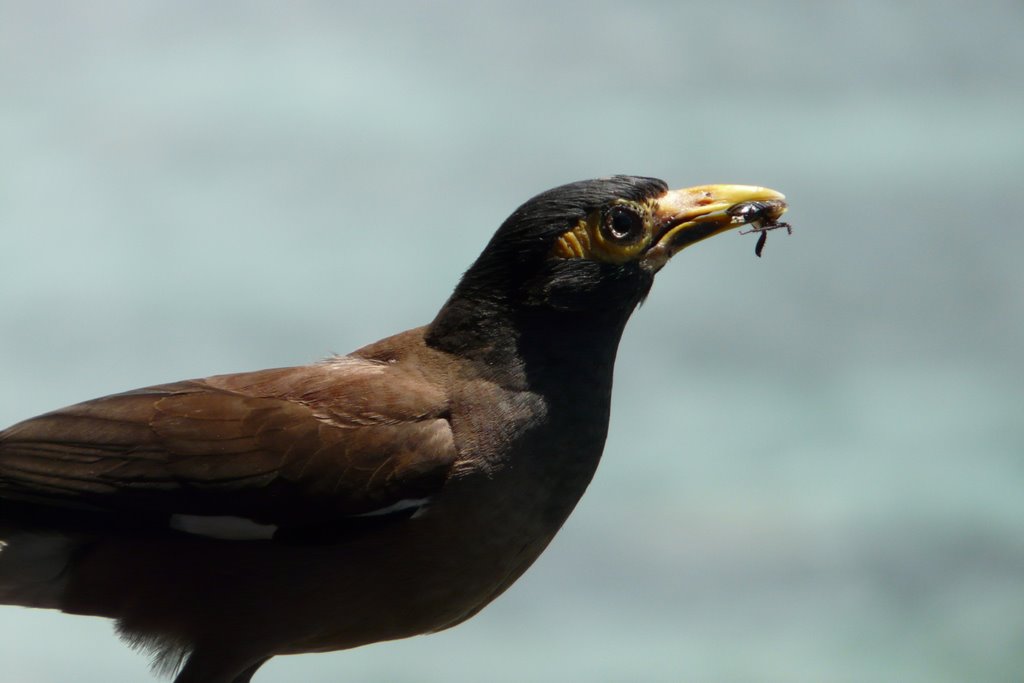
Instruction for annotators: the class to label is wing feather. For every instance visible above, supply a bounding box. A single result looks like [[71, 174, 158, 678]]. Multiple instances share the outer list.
[[0, 358, 456, 532]]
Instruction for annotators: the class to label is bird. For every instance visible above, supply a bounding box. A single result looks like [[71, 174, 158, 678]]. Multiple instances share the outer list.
[[0, 176, 787, 682]]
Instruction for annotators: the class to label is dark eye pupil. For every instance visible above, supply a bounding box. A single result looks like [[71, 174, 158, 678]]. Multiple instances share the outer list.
[[606, 207, 642, 241]]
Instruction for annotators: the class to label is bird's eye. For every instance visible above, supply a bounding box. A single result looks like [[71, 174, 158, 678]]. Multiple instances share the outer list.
[[602, 206, 644, 243]]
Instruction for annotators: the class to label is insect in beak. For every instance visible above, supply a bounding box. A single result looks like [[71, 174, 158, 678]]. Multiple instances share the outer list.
[[728, 201, 793, 257]]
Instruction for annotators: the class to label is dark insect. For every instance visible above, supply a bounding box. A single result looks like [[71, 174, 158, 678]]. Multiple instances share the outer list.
[[729, 200, 792, 257]]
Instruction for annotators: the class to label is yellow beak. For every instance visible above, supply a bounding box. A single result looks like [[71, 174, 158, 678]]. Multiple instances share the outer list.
[[642, 184, 787, 271]]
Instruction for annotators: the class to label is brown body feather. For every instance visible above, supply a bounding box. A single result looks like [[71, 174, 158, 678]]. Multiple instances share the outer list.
[[0, 326, 590, 681], [1, 332, 458, 524]]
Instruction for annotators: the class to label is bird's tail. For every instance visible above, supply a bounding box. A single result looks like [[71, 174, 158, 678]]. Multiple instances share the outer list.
[[0, 531, 79, 609]]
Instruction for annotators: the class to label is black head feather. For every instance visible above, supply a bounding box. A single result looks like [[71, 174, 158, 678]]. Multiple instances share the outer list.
[[428, 177, 668, 360], [455, 176, 668, 297]]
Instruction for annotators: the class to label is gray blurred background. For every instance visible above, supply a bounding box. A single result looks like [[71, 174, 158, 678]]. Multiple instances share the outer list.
[[1, 1, 1022, 681]]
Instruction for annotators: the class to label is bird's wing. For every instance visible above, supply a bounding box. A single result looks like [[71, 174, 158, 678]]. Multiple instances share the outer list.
[[0, 356, 456, 536]]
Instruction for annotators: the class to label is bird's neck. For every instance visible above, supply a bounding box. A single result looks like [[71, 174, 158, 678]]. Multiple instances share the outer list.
[[426, 291, 634, 393]]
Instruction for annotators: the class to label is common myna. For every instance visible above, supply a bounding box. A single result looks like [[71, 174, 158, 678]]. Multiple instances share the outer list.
[[0, 176, 788, 682]]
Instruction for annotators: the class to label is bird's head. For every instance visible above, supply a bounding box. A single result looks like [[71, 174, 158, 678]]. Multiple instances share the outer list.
[[428, 176, 786, 361]]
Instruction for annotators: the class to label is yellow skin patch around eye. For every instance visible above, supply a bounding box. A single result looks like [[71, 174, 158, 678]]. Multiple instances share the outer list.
[[552, 220, 594, 259], [551, 202, 654, 264]]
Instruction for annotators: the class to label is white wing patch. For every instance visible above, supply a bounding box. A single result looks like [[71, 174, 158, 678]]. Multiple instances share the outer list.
[[169, 514, 278, 540], [168, 499, 429, 540], [351, 497, 431, 518]]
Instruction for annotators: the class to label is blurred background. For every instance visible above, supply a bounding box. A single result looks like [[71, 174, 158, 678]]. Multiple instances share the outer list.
[[1, 1, 1022, 681]]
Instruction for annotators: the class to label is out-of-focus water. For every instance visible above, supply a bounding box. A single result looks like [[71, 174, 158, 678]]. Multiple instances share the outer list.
[[1, 2, 1022, 681]]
